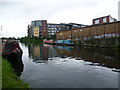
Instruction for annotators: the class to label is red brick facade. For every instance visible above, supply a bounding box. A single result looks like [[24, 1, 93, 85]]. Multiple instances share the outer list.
[[93, 15, 117, 25], [41, 20, 48, 37]]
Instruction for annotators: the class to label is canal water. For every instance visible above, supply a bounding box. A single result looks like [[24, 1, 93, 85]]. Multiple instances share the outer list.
[[19, 42, 120, 88]]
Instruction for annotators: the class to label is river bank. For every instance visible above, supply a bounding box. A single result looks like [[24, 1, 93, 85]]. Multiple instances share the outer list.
[[80, 37, 120, 48], [20, 37, 43, 43], [1, 57, 28, 88]]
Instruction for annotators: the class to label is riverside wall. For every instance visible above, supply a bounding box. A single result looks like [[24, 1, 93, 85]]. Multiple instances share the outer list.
[[56, 21, 120, 47]]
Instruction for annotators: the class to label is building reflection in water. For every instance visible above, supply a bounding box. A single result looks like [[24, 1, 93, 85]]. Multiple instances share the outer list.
[[54, 46, 120, 70], [28, 44, 57, 64], [28, 43, 120, 70]]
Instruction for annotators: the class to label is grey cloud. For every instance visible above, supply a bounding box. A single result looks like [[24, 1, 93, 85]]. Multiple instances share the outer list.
[[0, 0, 118, 38]]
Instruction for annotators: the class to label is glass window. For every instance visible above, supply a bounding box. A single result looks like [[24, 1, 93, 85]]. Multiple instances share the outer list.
[[95, 19, 99, 24], [103, 17, 107, 23], [109, 17, 114, 22], [52, 33, 55, 35], [48, 25, 51, 27]]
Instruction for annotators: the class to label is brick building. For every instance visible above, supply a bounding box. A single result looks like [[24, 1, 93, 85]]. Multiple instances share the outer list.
[[93, 15, 117, 25], [56, 21, 120, 41], [33, 27, 39, 37], [28, 20, 88, 38], [47, 23, 87, 37], [28, 20, 48, 37]]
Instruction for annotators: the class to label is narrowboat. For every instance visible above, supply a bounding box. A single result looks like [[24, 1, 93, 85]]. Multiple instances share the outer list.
[[54, 40, 74, 46], [43, 40, 54, 44], [2, 40, 24, 76]]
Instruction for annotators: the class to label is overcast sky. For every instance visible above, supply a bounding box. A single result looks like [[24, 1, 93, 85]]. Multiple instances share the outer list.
[[0, 0, 119, 38]]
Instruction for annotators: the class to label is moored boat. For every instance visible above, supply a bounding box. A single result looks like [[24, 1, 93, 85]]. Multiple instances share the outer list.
[[54, 40, 74, 46], [43, 39, 74, 46], [2, 40, 23, 60], [2, 40, 24, 76], [43, 40, 54, 44]]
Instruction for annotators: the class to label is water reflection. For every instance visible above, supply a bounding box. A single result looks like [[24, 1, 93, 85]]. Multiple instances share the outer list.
[[55, 46, 120, 70], [28, 43, 120, 70], [28, 44, 57, 64], [21, 43, 119, 88]]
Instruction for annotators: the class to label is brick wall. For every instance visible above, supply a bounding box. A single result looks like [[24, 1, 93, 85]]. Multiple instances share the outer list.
[[56, 21, 120, 41]]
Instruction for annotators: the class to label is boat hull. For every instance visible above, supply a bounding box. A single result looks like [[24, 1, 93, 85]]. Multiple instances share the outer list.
[[43, 40, 74, 46], [2, 52, 24, 77]]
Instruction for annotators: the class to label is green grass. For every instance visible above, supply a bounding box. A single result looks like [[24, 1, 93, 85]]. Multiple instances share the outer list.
[[0, 57, 2, 89], [1, 57, 28, 88]]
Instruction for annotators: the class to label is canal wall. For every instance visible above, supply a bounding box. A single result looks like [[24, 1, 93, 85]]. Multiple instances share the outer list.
[[56, 21, 120, 48], [80, 37, 120, 48]]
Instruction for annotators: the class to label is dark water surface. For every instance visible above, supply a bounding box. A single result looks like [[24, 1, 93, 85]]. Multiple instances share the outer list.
[[19, 43, 120, 88]]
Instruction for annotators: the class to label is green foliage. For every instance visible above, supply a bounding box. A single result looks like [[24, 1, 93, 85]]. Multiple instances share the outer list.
[[20, 35, 56, 43], [20, 36, 43, 43], [0, 57, 2, 89], [114, 43, 120, 48], [2, 58, 28, 88], [2, 37, 16, 40]]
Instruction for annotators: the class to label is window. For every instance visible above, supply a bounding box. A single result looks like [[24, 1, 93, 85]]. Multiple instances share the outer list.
[[43, 27, 46, 29], [52, 33, 55, 35], [95, 19, 99, 24], [48, 25, 51, 27], [102, 17, 107, 23], [80, 29, 83, 32], [109, 17, 114, 22]]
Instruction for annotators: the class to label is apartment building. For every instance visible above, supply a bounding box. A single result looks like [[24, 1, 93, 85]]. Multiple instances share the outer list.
[[47, 23, 61, 36], [47, 23, 88, 36], [28, 20, 48, 37], [28, 20, 88, 38], [93, 15, 117, 25], [33, 27, 39, 37], [27, 24, 33, 37]]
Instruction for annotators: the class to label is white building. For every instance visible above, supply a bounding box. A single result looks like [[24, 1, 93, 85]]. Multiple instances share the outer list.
[[118, 1, 120, 21]]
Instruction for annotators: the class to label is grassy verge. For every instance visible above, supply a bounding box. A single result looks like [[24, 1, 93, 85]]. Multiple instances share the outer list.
[[1, 57, 28, 88], [0, 57, 2, 90]]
